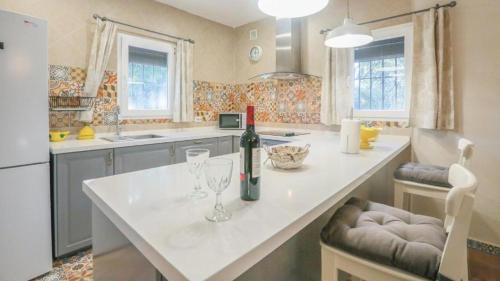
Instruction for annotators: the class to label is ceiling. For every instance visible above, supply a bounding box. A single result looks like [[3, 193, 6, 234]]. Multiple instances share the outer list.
[[155, 0, 269, 28]]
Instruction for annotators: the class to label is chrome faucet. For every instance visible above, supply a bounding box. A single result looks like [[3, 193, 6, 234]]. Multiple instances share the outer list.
[[114, 106, 122, 137]]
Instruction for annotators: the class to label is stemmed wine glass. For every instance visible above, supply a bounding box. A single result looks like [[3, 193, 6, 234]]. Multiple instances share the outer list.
[[204, 158, 233, 222], [186, 149, 210, 199]]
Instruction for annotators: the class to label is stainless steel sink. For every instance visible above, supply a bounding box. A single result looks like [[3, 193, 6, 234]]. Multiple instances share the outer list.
[[101, 136, 133, 142], [101, 134, 166, 142], [128, 134, 165, 140]]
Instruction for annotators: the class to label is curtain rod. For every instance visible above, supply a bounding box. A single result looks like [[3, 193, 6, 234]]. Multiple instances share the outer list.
[[92, 14, 195, 44], [320, 1, 457, 34]]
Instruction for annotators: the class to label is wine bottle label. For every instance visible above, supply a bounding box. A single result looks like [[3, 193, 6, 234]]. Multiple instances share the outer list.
[[252, 148, 261, 178]]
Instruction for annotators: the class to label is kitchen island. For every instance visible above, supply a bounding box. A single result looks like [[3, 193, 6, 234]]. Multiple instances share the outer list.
[[83, 132, 410, 281]]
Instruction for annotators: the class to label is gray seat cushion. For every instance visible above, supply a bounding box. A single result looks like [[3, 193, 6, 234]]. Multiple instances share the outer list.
[[394, 162, 452, 188], [321, 198, 446, 280]]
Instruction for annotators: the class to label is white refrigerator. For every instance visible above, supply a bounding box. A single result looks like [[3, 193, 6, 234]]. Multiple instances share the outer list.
[[0, 9, 52, 281]]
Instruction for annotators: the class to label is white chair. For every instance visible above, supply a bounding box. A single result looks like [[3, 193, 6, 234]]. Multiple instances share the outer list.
[[394, 138, 474, 211], [321, 164, 478, 281]]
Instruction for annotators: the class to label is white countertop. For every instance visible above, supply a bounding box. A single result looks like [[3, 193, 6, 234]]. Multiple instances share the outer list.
[[49, 127, 300, 154], [83, 133, 410, 281]]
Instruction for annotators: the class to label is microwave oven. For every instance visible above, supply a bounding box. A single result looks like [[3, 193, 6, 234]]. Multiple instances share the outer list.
[[218, 113, 247, 129]]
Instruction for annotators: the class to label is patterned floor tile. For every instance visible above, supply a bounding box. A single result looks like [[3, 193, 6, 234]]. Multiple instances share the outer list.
[[31, 250, 92, 281]]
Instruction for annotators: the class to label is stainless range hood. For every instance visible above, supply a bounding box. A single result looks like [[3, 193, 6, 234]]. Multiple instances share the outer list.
[[250, 18, 318, 81]]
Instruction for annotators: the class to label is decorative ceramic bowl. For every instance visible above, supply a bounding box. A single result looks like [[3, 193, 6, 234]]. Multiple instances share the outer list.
[[49, 131, 70, 142], [264, 144, 310, 169]]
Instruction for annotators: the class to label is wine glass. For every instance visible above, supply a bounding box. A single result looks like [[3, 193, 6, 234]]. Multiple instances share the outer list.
[[204, 158, 233, 222], [186, 149, 210, 199]]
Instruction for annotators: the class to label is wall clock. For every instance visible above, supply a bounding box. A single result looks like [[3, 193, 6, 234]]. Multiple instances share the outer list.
[[249, 45, 263, 62]]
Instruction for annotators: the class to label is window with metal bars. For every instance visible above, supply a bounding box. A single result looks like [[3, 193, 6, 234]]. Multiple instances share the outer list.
[[352, 23, 413, 120]]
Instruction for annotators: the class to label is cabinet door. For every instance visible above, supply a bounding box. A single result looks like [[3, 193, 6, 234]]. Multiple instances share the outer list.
[[233, 136, 241, 153], [53, 149, 114, 257], [114, 143, 175, 174], [174, 138, 219, 163], [218, 136, 233, 156]]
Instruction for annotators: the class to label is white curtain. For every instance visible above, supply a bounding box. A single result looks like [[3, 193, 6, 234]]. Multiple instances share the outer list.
[[320, 48, 354, 126], [411, 8, 454, 130], [78, 19, 117, 122], [173, 40, 194, 123]]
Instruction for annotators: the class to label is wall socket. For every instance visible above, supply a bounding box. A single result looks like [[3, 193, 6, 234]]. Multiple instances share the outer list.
[[249, 29, 258, 41]]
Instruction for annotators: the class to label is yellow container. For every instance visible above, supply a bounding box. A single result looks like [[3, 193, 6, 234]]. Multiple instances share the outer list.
[[77, 125, 95, 140], [49, 131, 70, 142], [360, 126, 381, 149]]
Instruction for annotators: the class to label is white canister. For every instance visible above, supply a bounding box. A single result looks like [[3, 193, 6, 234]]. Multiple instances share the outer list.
[[340, 119, 361, 154]]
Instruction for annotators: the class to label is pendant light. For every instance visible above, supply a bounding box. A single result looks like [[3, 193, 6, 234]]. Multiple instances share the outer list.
[[258, 0, 329, 18], [324, 0, 373, 48]]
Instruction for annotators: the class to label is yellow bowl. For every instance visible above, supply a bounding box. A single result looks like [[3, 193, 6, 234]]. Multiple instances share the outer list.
[[49, 131, 70, 142], [360, 126, 381, 149]]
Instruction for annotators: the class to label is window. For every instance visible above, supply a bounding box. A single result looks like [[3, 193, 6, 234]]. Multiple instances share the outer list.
[[117, 33, 175, 118], [353, 23, 413, 120]]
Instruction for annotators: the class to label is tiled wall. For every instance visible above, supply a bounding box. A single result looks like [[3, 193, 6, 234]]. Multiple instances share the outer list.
[[49, 65, 324, 129], [49, 64, 406, 130], [194, 77, 322, 124]]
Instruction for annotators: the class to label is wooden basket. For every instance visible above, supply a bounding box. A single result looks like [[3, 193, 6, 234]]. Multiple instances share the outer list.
[[264, 144, 310, 169]]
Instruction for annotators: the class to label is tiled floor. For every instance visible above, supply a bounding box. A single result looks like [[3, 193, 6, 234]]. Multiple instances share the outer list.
[[31, 250, 92, 281], [31, 248, 499, 281]]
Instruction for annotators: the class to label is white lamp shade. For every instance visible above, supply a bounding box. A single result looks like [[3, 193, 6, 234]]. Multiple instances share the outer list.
[[324, 18, 373, 48], [258, 0, 329, 18]]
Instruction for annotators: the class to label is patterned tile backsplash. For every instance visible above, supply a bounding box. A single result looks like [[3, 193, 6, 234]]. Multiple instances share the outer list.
[[48, 64, 323, 129], [49, 64, 407, 130]]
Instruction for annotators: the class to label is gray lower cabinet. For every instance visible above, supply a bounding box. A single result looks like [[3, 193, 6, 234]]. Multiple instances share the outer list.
[[233, 136, 241, 153], [174, 138, 219, 163], [114, 143, 175, 174], [218, 136, 233, 155], [52, 149, 114, 257]]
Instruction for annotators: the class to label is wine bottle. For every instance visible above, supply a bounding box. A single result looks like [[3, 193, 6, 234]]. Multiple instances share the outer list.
[[240, 105, 261, 201]]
